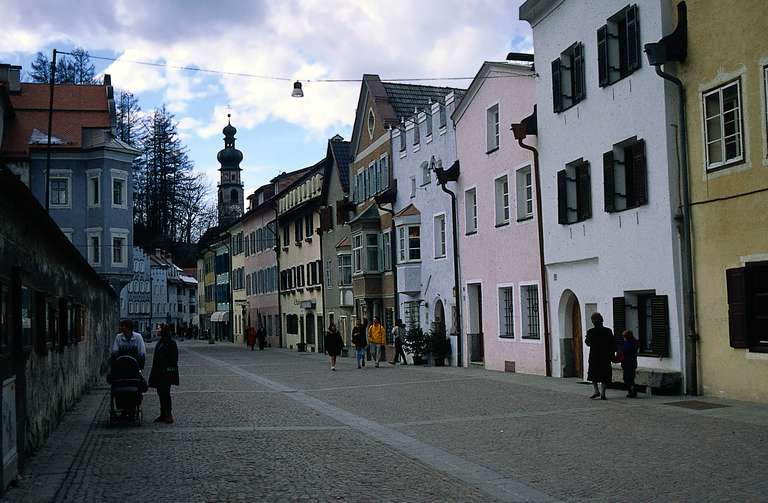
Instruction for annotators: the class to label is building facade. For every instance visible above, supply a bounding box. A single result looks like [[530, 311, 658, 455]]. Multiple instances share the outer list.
[[120, 247, 152, 335], [392, 90, 462, 365], [521, 0, 686, 388], [319, 135, 354, 347], [229, 221, 246, 344], [277, 162, 326, 352], [0, 67, 139, 291], [454, 61, 545, 374], [678, 0, 768, 401]]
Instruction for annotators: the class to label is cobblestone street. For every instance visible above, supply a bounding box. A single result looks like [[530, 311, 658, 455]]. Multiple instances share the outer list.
[[4, 341, 768, 503]]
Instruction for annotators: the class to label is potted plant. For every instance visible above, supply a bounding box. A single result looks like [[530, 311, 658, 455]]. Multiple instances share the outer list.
[[431, 330, 451, 367], [403, 326, 430, 365]]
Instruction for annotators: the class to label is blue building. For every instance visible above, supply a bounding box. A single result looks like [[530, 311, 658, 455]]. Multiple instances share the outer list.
[[0, 65, 139, 291], [120, 246, 152, 335]]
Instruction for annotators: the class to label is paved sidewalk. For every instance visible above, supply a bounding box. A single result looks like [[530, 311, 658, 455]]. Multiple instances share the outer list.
[[3, 341, 768, 502]]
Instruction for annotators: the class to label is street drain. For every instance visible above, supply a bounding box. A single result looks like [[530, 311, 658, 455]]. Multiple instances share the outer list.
[[664, 400, 730, 410]]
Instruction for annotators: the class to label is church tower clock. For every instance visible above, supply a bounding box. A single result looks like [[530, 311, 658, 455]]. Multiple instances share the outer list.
[[216, 114, 244, 226]]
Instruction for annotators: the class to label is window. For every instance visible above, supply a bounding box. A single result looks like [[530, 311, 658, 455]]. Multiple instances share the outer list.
[[521, 285, 540, 339], [112, 235, 127, 266], [407, 226, 420, 261], [465, 188, 478, 234], [382, 231, 391, 271], [410, 176, 416, 198], [379, 155, 390, 192], [494, 175, 510, 225], [87, 231, 101, 265], [112, 176, 126, 208], [405, 300, 420, 330], [367, 108, 375, 138], [366, 233, 379, 272], [614, 291, 669, 356], [399, 127, 406, 153], [487, 104, 500, 152], [426, 112, 433, 137], [498, 287, 514, 338], [604, 138, 647, 212], [352, 234, 363, 273], [598, 5, 641, 87], [557, 159, 592, 224], [434, 214, 446, 258], [294, 219, 302, 244], [516, 166, 533, 220], [325, 260, 333, 288], [727, 262, 768, 351], [50, 177, 69, 207], [421, 162, 431, 185], [338, 254, 352, 285], [413, 121, 420, 146], [552, 42, 586, 113], [305, 213, 313, 239], [703, 80, 744, 170], [282, 224, 290, 247], [367, 163, 376, 196], [88, 173, 100, 207], [439, 104, 447, 130]]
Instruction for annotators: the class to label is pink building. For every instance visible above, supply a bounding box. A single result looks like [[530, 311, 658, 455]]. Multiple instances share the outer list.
[[454, 61, 545, 375]]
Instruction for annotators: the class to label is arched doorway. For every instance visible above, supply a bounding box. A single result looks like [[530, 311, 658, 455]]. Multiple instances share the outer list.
[[433, 299, 446, 336], [559, 290, 584, 378]]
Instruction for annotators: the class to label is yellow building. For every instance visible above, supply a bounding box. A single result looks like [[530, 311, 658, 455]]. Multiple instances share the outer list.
[[228, 221, 247, 345], [679, 0, 768, 401], [198, 248, 216, 337]]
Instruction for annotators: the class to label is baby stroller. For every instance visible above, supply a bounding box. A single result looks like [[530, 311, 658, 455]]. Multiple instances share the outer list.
[[109, 355, 145, 426]]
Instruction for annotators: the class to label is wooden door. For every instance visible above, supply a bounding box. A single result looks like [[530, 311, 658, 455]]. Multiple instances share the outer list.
[[572, 302, 583, 377]]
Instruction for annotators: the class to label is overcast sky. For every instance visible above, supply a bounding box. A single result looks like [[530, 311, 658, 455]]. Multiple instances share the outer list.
[[0, 0, 532, 199]]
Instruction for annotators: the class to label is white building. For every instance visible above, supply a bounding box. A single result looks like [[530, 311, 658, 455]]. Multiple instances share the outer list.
[[520, 0, 685, 389], [392, 91, 463, 365]]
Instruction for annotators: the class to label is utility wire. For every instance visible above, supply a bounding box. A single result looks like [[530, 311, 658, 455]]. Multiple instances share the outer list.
[[57, 51, 536, 83]]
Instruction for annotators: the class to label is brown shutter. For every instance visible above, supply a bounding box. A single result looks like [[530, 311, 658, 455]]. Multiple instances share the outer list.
[[632, 139, 647, 206], [319, 207, 333, 232], [597, 25, 609, 87], [627, 4, 641, 72], [557, 169, 568, 224], [726, 267, 749, 348], [551, 59, 563, 113], [603, 150, 616, 213], [651, 295, 670, 357], [576, 162, 592, 221], [573, 44, 585, 102], [613, 296, 626, 349]]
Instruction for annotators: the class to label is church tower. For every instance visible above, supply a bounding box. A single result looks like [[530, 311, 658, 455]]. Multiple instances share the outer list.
[[217, 114, 244, 226]]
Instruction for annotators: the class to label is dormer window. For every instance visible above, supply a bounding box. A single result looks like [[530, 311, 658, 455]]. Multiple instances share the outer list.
[[367, 109, 375, 139], [598, 4, 641, 87]]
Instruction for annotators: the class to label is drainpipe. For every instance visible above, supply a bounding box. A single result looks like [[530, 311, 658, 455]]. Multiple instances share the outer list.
[[44, 49, 57, 213], [512, 107, 552, 377], [436, 179, 463, 368], [270, 203, 284, 348], [645, 1, 698, 396]]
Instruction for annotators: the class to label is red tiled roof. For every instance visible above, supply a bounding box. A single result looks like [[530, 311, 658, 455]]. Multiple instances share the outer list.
[[2, 82, 111, 159]]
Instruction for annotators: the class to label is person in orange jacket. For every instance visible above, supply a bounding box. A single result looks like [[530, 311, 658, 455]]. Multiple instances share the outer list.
[[367, 316, 386, 367]]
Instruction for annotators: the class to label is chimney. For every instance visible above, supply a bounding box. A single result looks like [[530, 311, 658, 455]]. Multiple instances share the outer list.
[[0, 64, 21, 93]]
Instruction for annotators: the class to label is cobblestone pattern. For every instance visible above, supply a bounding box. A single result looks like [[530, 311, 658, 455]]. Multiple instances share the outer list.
[[4, 341, 768, 502]]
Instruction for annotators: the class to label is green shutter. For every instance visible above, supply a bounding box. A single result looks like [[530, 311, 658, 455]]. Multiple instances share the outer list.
[[576, 162, 592, 221], [650, 295, 670, 357], [603, 151, 616, 213], [627, 4, 641, 72], [597, 25, 609, 87], [613, 296, 626, 349], [557, 169, 568, 224], [573, 43, 585, 102], [726, 268, 749, 348], [632, 139, 647, 206]]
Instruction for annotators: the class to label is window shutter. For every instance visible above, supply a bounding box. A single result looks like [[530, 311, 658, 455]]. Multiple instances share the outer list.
[[319, 207, 333, 232], [726, 267, 749, 348], [573, 43, 585, 102], [377, 234, 384, 273], [612, 296, 626, 349], [632, 139, 648, 206], [576, 162, 592, 221], [627, 4, 641, 72], [650, 295, 670, 357], [603, 150, 616, 213], [317, 260, 323, 285], [557, 169, 568, 224], [551, 59, 563, 113], [597, 25, 609, 87], [335, 200, 347, 225]]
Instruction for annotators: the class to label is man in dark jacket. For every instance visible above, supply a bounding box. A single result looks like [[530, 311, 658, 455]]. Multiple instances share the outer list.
[[585, 312, 615, 400], [351, 320, 367, 369]]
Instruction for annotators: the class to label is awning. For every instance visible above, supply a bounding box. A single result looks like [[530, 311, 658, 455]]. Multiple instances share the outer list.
[[211, 311, 229, 322]]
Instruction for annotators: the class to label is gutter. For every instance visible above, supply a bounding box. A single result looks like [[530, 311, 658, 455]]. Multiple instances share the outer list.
[[511, 106, 552, 377], [645, 1, 698, 395]]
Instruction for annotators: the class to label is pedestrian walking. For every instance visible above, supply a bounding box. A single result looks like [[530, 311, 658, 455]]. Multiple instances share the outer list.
[[246, 326, 257, 351], [325, 322, 343, 371], [585, 312, 615, 400], [257, 325, 267, 351], [389, 319, 408, 365], [362, 317, 371, 361], [148, 324, 179, 424], [620, 329, 639, 398], [351, 319, 367, 369], [368, 316, 386, 368]]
